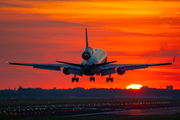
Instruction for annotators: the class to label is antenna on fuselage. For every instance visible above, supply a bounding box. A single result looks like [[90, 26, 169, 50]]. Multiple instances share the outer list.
[[85, 28, 88, 48]]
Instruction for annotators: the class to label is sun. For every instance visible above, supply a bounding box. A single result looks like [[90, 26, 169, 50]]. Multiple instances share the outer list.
[[126, 84, 143, 90]]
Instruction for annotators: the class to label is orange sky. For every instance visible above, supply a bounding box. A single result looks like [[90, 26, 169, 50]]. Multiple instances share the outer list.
[[0, 0, 180, 90]]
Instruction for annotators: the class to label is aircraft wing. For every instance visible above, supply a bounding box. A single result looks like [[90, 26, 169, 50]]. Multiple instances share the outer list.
[[5, 57, 81, 71], [7, 61, 82, 71], [101, 56, 175, 71]]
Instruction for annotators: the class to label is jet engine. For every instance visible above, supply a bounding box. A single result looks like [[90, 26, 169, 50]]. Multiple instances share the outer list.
[[117, 68, 126, 75], [63, 68, 70, 75], [82, 47, 93, 60]]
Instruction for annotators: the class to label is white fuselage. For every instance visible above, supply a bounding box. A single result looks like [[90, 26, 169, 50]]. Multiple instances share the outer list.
[[81, 48, 107, 75]]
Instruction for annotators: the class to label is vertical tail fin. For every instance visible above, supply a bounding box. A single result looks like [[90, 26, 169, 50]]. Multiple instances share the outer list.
[[85, 28, 88, 48]]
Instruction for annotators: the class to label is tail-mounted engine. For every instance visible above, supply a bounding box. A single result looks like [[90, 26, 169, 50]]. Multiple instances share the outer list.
[[117, 68, 126, 75], [82, 47, 93, 60]]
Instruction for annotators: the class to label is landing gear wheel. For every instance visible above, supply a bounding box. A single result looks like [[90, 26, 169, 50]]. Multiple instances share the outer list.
[[90, 77, 92, 82], [110, 78, 113, 82], [90, 77, 95, 82], [72, 75, 79, 82], [106, 78, 109, 82], [76, 78, 79, 82], [106, 76, 113, 83], [72, 78, 75, 82], [93, 77, 95, 82]]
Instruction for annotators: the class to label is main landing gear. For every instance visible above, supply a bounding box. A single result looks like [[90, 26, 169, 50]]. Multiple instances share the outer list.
[[90, 77, 95, 82], [71, 75, 113, 83], [106, 74, 113, 82], [72, 75, 79, 82]]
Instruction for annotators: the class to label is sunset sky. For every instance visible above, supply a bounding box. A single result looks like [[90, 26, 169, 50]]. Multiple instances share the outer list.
[[0, 0, 180, 90]]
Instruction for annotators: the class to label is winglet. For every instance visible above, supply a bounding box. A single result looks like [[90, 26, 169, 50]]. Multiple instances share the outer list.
[[4, 56, 8, 64], [173, 56, 175, 63]]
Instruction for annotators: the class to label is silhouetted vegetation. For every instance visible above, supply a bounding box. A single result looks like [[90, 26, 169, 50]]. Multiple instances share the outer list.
[[0, 87, 180, 100]]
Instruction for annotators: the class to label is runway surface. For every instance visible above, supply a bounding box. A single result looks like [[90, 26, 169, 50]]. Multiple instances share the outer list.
[[1, 101, 180, 117]]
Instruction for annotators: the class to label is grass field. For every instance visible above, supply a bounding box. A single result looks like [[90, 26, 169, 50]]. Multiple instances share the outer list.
[[0, 98, 179, 107]]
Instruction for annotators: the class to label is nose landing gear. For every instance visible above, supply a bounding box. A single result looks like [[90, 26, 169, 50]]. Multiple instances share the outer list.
[[72, 75, 79, 82], [90, 77, 95, 82], [106, 74, 113, 82]]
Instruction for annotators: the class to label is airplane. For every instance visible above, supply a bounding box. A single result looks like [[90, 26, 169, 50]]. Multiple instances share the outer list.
[[5, 28, 175, 83]]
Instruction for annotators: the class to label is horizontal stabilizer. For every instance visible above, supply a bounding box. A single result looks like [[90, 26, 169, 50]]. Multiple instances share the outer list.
[[90, 61, 117, 67], [56, 60, 83, 67]]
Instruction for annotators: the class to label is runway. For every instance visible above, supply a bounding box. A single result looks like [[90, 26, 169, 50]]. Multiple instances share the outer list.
[[1, 101, 180, 117]]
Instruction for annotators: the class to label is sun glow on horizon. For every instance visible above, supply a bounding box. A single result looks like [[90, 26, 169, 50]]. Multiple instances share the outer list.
[[126, 84, 143, 90]]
